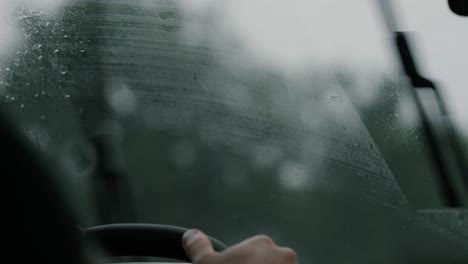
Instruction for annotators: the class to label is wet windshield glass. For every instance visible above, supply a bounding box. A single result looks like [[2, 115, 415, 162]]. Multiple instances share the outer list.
[[1, 0, 467, 263]]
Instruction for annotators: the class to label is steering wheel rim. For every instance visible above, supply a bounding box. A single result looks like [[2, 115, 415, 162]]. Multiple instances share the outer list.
[[83, 223, 227, 262]]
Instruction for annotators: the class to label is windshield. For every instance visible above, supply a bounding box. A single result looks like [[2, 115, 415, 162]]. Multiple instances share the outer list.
[[1, 0, 467, 263]]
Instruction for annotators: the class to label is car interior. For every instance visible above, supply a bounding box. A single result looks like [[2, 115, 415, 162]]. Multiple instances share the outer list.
[[2, 0, 468, 263]]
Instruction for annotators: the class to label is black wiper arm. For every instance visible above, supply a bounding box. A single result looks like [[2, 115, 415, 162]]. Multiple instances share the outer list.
[[377, 0, 468, 207], [395, 33, 463, 207], [394, 33, 434, 88]]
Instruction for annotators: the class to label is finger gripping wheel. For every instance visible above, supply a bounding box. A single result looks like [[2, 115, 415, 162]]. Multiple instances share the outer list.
[[83, 224, 227, 262]]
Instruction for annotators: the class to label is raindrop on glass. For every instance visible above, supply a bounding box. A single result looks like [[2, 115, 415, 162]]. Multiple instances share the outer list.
[[328, 94, 343, 103]]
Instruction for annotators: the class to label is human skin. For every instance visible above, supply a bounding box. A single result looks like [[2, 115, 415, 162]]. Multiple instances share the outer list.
[[182, 229, 297, 264]]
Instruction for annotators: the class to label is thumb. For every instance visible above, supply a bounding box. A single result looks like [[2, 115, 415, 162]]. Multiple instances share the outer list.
[[182, 229, 216, 263]]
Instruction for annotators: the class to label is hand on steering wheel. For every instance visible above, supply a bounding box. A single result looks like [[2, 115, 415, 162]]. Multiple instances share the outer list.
[[84, 223, 296, 263], [182, 229, 297, 264]]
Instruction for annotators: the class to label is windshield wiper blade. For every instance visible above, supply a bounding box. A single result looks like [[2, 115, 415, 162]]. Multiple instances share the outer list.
[[377, 0, 468, 207], [396, 32, 463, 207]]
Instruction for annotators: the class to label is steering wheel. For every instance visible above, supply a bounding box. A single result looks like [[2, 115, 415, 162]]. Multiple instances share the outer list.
[[83, 224, 227, 262]]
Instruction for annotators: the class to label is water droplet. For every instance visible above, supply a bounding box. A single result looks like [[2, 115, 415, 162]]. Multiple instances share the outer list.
[[64, 94, 71, 98], [38, 55, 43, 60], [40, 115, 45, 120], [34, 93, 39, 97], [79, 40, 84, 44], [80, 50, 86, 53], [37, 44, 42, 49], [41, 90, 46, 95], [10, 96, 16, 101], [45, 22, 50, 26], [328, 94, 343, 103], [5, 68, 10, 71], [157, 10, 180, 21], [16, 51, 21, 55], [24, 50, 28, 55], [64, 35, 68, 38], [54, 49, 60, 53], [61, 71, 67, 75], [20, 104, 25, 108], [26, 82, 30, 86]]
